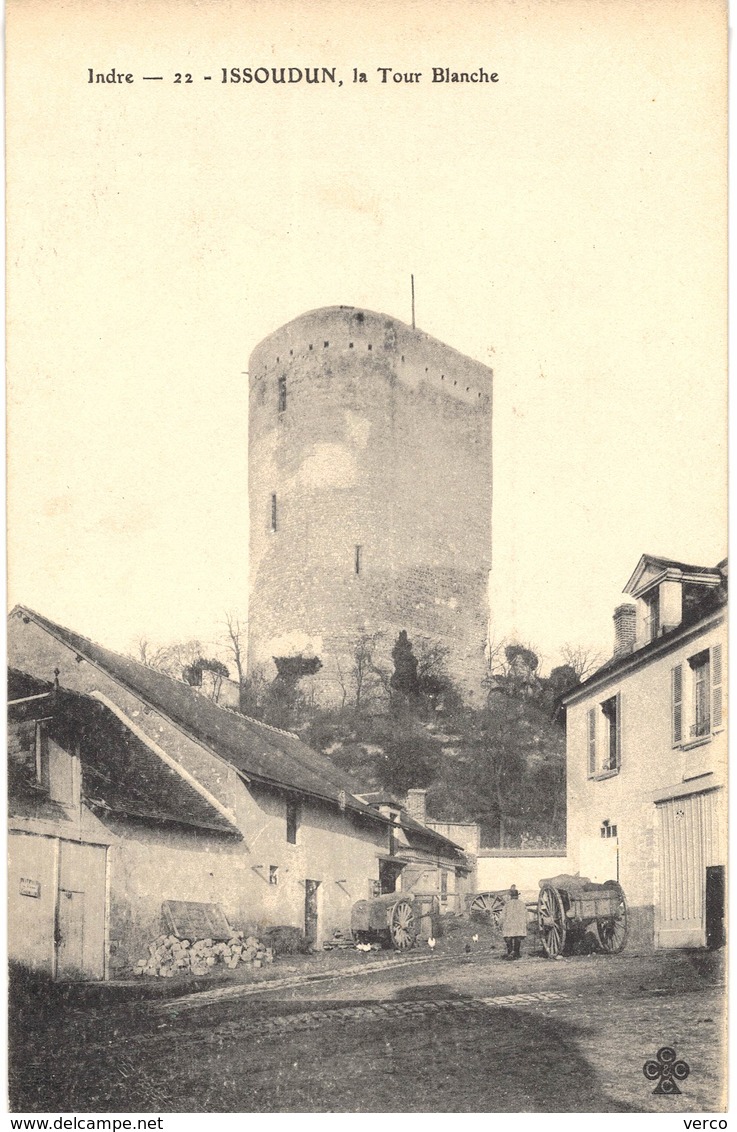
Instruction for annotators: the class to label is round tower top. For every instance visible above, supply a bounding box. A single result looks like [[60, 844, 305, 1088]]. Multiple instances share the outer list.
[[248, 305, 493, 394]]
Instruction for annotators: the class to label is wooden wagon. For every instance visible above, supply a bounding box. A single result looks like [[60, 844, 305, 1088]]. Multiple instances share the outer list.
[[537, 873, 628, 957], [351, 893, 417, 950], [466, 890, 508, 927]]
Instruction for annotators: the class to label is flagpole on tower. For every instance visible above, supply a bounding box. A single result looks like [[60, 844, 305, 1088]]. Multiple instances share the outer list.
[[411, 274, 416, 329]]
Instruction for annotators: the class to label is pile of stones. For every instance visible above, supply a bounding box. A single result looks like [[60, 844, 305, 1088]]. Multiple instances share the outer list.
[[134, 932, 274, 978]]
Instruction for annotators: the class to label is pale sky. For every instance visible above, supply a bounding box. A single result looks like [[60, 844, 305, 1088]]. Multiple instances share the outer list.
[[6, 0, 728, 675]]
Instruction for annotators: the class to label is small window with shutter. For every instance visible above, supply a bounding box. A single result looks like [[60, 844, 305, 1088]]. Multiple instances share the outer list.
[[601, 695, 621, 771], [689, 650, 711, 738], [711, 643, 723, 730], [672, 663, 683, 745], [587, 708, 597, 776], [588, 697, 621, 776]]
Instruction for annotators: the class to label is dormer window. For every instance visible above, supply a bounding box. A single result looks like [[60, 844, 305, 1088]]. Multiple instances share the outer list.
[[624, 555, 723, 650], [644, 589, 660, 642], [10, 718, 49, 792]]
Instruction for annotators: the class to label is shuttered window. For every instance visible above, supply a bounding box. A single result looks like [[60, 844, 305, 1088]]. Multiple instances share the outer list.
[[601, 694, 621, 771], [672, 664, 683, 745], [711, 643, 723, 729], [587, 708, 597, 776]]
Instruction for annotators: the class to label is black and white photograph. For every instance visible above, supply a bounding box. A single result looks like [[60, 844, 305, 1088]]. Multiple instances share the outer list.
[[5, 0, 728, 1118]]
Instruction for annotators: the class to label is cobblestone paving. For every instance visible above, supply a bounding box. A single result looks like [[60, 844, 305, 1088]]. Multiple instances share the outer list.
[[204, 990, 568, 1040], [150, 947, 482, 1012]]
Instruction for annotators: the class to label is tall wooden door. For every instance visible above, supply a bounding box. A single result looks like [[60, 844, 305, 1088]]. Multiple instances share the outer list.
[[304, 880, 320, 947], [56, 889, 86, 977], [56, 841, 107, 980], [656, 791, 721, 949]]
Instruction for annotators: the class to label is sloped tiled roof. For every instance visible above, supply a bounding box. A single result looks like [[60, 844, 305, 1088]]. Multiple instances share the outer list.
[[11, 607, 387, 826], [399, 811, 466, 856], [8, 670, 238, 834], [355, 791, 465, 856]]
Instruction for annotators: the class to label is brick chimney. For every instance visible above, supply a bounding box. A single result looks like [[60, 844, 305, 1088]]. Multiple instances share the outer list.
[[613, 603, 636, 658], [406, 788, 427, 826]]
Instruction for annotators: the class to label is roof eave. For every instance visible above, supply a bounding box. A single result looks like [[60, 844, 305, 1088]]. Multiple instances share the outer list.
[[239, 769, 391, 826], [13, 607, 381, 822], [562, 606, 726, 706]]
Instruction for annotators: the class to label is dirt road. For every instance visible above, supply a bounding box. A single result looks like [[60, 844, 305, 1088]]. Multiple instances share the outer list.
[[10, 948, 725, 1113]]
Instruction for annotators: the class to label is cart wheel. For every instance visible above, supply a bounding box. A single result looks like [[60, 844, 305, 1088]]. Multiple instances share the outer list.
[[470, 892, 506, 928], [596, 886, 628, 954], [390, 899, 416, 950], [537, 884, 567, 958]]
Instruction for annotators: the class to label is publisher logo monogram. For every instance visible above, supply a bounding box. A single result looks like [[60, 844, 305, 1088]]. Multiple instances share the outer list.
[[643, 1047, 690, 1095]]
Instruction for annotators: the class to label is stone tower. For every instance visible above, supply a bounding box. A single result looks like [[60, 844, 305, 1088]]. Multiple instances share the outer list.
[[247, 305, 492, 701]]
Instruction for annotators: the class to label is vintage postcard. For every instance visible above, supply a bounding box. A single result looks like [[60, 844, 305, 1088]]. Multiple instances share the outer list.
[[6, 0, 728, 1119]]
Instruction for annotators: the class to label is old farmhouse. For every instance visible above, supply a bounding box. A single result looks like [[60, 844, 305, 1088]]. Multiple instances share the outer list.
[[8, 606, 469, 980]]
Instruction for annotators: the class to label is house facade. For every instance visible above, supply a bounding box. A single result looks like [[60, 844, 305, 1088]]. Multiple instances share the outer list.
[[357, 788, 475, 913], [8, 606, 402, 979], [564, 556, 727, 950]]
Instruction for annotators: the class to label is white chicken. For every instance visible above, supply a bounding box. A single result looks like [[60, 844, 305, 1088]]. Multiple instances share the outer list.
[[427, 937, 436, 950], [471, 933, 479, 943]]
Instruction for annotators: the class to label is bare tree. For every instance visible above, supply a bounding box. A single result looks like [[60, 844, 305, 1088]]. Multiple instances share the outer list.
[[166, 639, 206, 677], [560, 643, 603, 681], [485, 632, 510, 678], [330, 630, 391, 712], [136, 638, 174, 670], [332, 653, 349, 710], [223, 612, 246, 688], [353, 631, 388, 709], [131, 637, 205, 680]]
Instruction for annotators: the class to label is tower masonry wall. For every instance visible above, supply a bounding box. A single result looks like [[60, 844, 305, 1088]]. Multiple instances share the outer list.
[[247, 305, 493, 703]]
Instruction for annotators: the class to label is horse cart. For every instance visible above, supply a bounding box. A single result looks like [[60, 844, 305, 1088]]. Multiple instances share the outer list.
[[351, 893, 417, 950], [467, 890, 508, 927], [537, 874, 628, 957]]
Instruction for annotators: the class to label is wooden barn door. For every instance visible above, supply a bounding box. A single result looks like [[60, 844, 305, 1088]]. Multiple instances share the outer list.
[[56, 841, 107, 980], [656, 792, 720, 949]]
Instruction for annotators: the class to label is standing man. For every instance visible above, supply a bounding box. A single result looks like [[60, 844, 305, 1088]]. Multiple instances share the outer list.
[[500, 885, 527, 960]]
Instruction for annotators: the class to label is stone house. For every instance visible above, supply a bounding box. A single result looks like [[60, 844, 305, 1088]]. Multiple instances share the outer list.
[[8, 605, 400, 980], [356, 788, 475, 912], [563, 555, 727, 950]]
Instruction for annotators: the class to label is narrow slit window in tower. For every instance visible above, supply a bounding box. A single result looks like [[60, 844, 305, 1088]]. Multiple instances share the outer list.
[[270, 493, 277, 532], [355, 545, 362, 575], [278, 375, 287, 413]]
